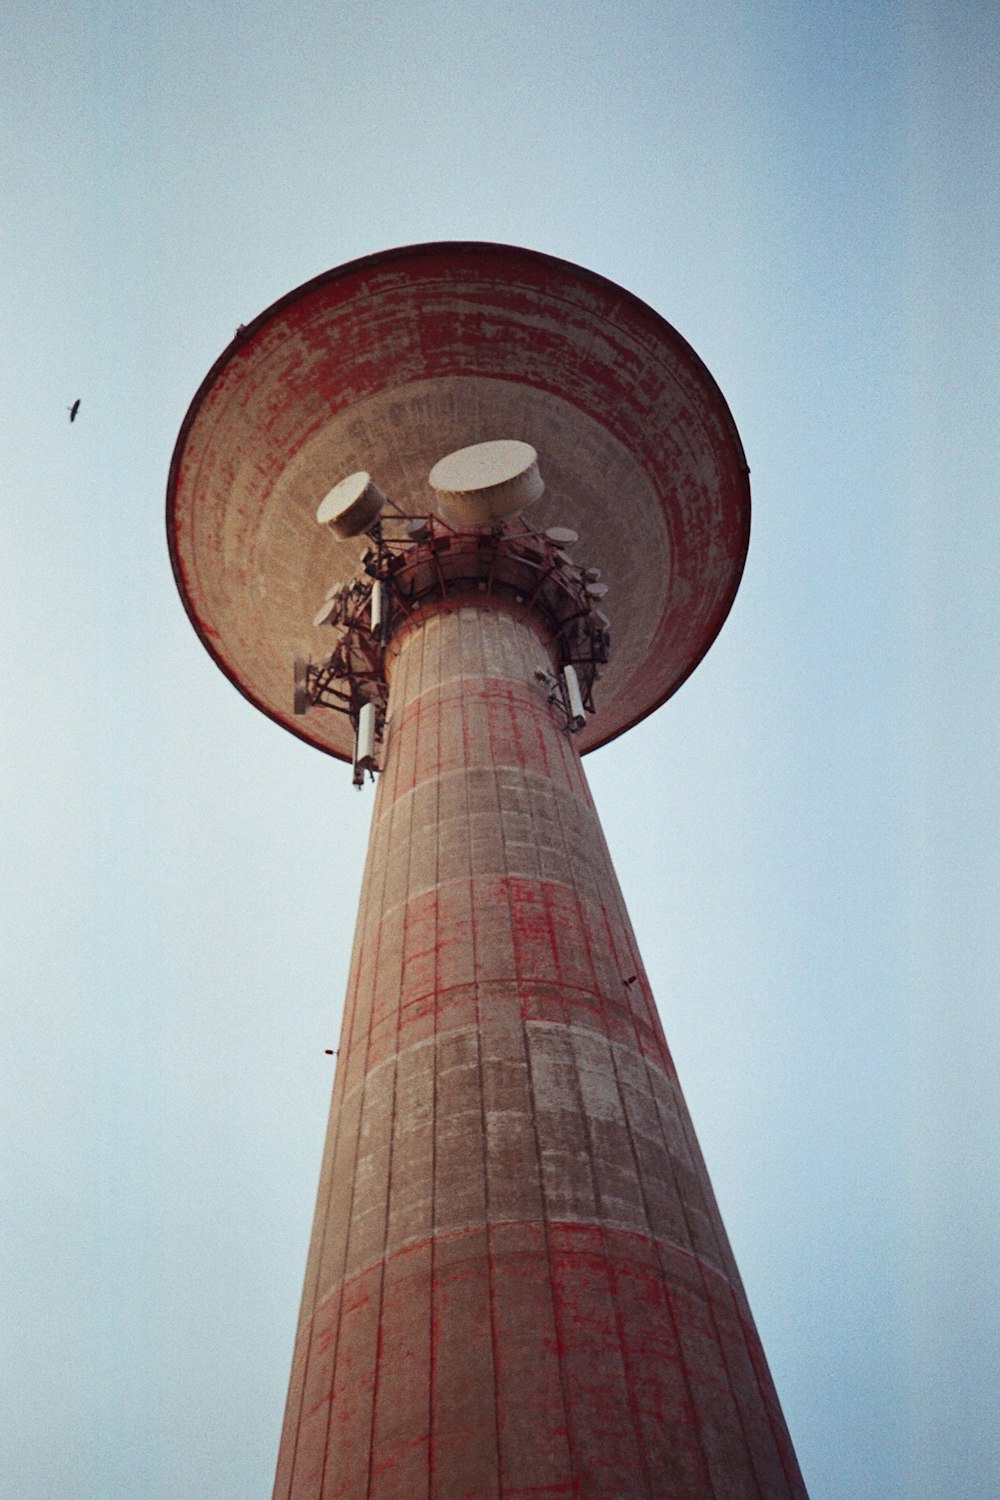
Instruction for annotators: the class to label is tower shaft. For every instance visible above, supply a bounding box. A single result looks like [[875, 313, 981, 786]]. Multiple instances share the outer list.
[[274, 601, 807, 1500]]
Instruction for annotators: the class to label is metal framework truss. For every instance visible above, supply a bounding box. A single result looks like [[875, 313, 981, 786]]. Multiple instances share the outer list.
[[293, 513, 612, 764]]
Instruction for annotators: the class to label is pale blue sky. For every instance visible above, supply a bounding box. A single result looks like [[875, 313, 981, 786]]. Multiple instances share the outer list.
[[3, 4, 998, 1498]]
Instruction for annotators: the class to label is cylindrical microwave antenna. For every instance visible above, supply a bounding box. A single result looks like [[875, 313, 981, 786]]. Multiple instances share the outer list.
[[370, 580, 386, 635], [562, 663, 587, 730], [429, 439, 543, 526], [353, 701, 377, 784], [317, 471, 386, 538]]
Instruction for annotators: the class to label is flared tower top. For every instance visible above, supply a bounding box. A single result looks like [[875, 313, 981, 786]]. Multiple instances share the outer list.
[[167, 241, 750, 761]]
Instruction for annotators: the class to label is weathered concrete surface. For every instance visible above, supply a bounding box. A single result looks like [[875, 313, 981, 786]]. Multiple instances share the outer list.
[[274, 604, 807, 1500], [167, 243, 750, 763]]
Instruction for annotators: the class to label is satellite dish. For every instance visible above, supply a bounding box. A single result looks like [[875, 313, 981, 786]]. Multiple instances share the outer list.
[[317, 471, 386, 538], [429, 439, 543, 526], [545, 526, 579, 546], [585, 581, 609, 598]]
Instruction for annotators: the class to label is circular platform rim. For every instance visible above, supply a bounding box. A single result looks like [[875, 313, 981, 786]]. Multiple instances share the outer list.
[[166, 240, 750, 760]]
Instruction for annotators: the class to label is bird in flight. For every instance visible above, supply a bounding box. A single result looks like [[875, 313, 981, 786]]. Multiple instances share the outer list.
[[68, 399, 81, 422]]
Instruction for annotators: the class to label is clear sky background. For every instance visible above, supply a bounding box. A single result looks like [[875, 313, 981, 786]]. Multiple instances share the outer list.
[[3, 3, 998, 1498]]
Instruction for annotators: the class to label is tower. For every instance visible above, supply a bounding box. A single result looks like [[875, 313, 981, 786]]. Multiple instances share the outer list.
[[168, 243, 808, 1499]]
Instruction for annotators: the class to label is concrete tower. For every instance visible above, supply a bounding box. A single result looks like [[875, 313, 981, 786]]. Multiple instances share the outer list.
[[168, 243, 809, 1500]]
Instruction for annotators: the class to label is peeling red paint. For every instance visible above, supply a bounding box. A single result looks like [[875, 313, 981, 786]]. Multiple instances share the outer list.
[[166, 242, 749, 766]]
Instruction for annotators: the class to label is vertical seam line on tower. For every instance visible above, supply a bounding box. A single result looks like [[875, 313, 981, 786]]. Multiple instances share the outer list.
[[472, 610, 504, 1496], [640, 1034, 755, 1494], [550, 739, 656, 1499], [360, 755, 412, 1500], [426, 617, 445, 1499], [604, 751, 763, 1489], [282, 757, 384, 1499], [384, 615, 427, 1492], [516, 664, 579, 1497], [317, 628, 413, 1500], [426, 613, 441, 1500], [672, 1077, 792, 1498], [595, 882, 718, 1492]]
